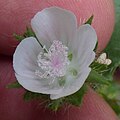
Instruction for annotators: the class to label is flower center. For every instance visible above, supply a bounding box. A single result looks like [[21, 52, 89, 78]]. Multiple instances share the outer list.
[[36, 40, 70, 79]]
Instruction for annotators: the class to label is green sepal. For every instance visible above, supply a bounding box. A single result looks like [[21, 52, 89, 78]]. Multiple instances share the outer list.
[[86, 70, 110, 85], [84, 15, 97, 52], [13, 33, 25, 41], [13, 27, 35, 41], [23, 27, 44, 49], [93, 41, 98, 52], [7, 81, 22, 88], [23, 91, 48, 102], [84, 15, 94, 25], [65, 84, 87, 106], [47, 98, 64, 111], [23, 91, 64, 111], [14, 26, 44, 50], [48, 85, 87, 111], [23, 27, 36, 37]]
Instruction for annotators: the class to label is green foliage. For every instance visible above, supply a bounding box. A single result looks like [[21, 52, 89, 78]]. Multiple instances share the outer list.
[[7, 81, 22, 88], [13, 27, 35, 41], [86, 69, 110, 85], [22, 85, 87, 111], [14, 26, 44, 49], [6, 81, 86, 111], [22, 84, 87, 111], [101, 1, 120, 115], [104, 0, 120, 80], [84, 15, 94, 25], [98, 82, 120, 115], [47, 85, 87, 111]]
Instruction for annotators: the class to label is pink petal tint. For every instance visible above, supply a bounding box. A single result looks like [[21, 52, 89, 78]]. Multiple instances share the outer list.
[[36, 40, 70, 79]]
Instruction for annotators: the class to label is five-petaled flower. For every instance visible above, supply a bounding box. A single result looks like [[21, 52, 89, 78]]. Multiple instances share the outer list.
[[13, 7, 97, 100]]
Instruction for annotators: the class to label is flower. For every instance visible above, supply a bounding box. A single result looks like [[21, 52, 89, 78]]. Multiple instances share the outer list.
[[96, 53, 112, 65], [13, 7, 97, 100]]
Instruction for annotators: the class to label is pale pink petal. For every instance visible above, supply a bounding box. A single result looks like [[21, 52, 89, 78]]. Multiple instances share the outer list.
[[50, 67, 91, 100], [15, 74, 62, 94], [13, 37, 42, 79], [13, 37, 62, 94], [31, 7, 77, 49], [71, 24, 97, 68]]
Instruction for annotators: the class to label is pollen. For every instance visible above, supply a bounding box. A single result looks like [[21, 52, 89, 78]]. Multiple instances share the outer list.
[[36, 40, 70, 79]]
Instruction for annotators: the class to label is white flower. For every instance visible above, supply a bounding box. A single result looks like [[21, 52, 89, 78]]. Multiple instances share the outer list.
[[97, 53, 112, 65], [13, 7, 97, 100]]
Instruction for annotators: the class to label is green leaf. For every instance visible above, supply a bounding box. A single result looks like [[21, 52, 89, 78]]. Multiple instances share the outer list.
[[84, 15, 94, 25], [104, 0, 120, 79], [86, 70, 110, 85], [7, 81, 22, 88], [66, 85, 87, 106]]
